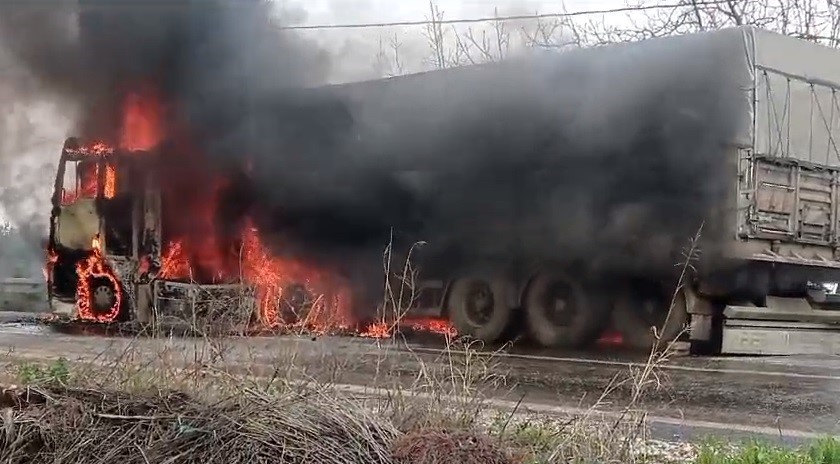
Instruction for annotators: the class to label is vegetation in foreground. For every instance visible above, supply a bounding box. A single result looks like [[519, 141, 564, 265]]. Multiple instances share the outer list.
[[1, 241, 834, 463], [4, 339, 836, 464], [2, 334, 840, 464], [696, 439, 840, 464], [0, 333, 655, 464]]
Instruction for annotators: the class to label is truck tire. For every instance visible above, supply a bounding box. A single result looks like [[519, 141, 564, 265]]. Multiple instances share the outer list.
[[279, 283, 314, 325], [82, 274, 126, 323], [447, 277, 515, 343], [523, 271, 609, 348], [611, 283, 689, 351]]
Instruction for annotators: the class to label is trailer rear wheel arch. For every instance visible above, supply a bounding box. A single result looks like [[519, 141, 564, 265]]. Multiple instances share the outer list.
[[611, 281, 690, 350]]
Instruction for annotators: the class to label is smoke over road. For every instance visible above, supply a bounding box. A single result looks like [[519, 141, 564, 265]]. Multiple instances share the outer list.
[[0, 1, 745, 308]]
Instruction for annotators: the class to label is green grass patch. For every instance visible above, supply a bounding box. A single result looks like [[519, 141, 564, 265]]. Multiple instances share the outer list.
[[15, 357, 70, 386], [697, 438, 840, 464]]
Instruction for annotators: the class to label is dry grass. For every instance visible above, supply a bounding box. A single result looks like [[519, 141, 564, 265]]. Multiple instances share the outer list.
[[392, 428, 515, 464], [0, 383, 397, 464], [0, 237, 705, 463], [0, 318, 683, 464]]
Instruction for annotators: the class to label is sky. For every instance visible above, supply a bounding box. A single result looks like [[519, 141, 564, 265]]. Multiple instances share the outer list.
[[287, 0, 634, 82], [299, 0, 628, 23]]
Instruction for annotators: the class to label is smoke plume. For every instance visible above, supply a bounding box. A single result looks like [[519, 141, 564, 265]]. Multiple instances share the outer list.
[[0, 1, 745, 308], [322, 35, 745, 285]]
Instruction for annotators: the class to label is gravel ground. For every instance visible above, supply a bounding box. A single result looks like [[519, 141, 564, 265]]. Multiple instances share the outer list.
[[490, 410, 700, 463], [635, 439, 698, 463], [404, 403, 704, 463]]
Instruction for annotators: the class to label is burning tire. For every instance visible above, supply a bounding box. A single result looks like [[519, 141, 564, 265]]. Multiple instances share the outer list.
[[446, 278, 515, 343], [523, 271, 609, 348], [278, 283, 314, 325], [91, 280, 117, 312], [80, 275, 125, 322], [610, 281, 688, 350]]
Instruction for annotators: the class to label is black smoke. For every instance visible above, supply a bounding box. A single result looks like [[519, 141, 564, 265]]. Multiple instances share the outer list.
[[0, 1, 747, 310], [249, 34, 747, 287]]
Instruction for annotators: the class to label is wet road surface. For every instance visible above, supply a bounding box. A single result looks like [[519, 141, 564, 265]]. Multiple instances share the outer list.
[[0, 316, 837, 445]]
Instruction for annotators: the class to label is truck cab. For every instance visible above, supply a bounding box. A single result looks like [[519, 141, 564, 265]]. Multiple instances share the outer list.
[[47, 137, 162, 322]]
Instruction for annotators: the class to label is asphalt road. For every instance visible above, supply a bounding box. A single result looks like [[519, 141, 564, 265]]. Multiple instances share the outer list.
[[0, 315, 836, 446]]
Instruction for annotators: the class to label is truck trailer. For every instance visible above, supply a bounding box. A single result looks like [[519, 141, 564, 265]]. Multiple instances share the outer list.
[[321, 25, 840, 356], [46, 26, 840, 355]]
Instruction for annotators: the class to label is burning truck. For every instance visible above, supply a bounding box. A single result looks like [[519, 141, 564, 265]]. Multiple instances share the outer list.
[[42, 23, 840, 356], [46, 101, 354, 332]]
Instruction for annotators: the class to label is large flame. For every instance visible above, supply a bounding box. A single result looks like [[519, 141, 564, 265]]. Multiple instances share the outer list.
[[239, 221, 352, 330], [120, 90, 163, 151], [75, 235, 123, 323], [157, 219, 353, 332], [61, 159, 118, 205], [52, 89, 456, 339]]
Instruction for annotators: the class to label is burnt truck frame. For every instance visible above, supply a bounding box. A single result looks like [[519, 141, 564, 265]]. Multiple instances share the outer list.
[[47, 137, 255, 327]]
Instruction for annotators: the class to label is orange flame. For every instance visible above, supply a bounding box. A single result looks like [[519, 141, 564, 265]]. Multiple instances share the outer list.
[[86, 142, 114, 156], [120, 91, 163, 151], [240, 222, 352, 331], [360, 321, 391, 338], [159, 240, 190, 279], [43, 249, 58, 282], [404, 317, 457, 337], [75, 235, 122, 323], [104, 164, 117, 198], [61, 145, 118, 205], [360, 317, 457, 339]]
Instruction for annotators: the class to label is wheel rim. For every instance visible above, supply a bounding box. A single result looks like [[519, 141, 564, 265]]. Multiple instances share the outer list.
[[542, 280, 577, 327], [279, 283, 312, 323], [464, 281, 494, 326], [92, 282, 117, 314]]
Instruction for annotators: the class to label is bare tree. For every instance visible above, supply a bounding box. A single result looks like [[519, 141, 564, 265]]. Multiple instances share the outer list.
[[371, 1, 586, 76], [451, 8, 512, 64], [576, 0, 840, 47], [372, 33, 405, 78], [371, 0, 840, 79], [520, 14, 583, 50], [423, 1, 451, 69]]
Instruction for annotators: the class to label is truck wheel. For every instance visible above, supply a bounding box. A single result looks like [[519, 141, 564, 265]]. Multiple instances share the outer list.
[[85, 275, 124, 322], [279, 283, 313, 325], [611, 283, 689, 351], [523, 271, 608, 348], [447, 278, 515, 343]]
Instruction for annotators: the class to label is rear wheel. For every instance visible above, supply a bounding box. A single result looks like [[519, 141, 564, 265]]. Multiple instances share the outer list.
[[447, 278, 515, 343], [523, 271, 610, 348], [611, 282, 689, 351]]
